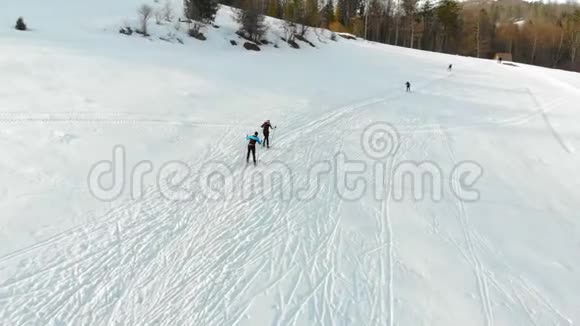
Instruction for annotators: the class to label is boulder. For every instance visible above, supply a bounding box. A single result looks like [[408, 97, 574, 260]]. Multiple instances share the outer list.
[[243, 42, 261, 51]]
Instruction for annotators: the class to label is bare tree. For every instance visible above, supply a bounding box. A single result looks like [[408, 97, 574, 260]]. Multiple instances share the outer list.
[[174, 20, 182, 32], [189, 21, 203, 36], [138, 4, 154, 35], [282, 21, 298, 41], [283, 0, 311, 37], [553, 18, 566, 67], [155, 9, 164, 24], [314, 0, 580, 68], [184, 0, 219, 24], [236, 0, 267, 42], [394, 0, 401, 45], [402, 0, 417, 48], [162, 0, 175, 22]]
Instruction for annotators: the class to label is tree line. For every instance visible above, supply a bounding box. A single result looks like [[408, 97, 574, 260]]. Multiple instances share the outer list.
[[185, 0, 580, 71]]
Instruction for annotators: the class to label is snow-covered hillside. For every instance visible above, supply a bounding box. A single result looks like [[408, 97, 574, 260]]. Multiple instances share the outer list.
[[1, 0, 580, 325]]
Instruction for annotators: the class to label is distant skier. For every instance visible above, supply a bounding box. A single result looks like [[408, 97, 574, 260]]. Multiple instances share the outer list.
[[448, 64, 453, 71], [260, 119, 276, 148], [498, 57, 503, 64], [405, 81, 411, 92], [246, 131, 262, 165]]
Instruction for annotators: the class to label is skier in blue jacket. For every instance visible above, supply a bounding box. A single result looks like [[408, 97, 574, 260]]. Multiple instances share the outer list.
[[246, 132, 262, 165]]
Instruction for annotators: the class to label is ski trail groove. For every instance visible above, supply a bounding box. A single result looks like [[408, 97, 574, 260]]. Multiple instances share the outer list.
[[526, 88, 575, 154], [437, 125, 494, 326]]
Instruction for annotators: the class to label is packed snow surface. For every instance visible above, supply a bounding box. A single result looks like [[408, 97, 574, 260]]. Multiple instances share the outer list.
[[1, 0, 580, 325]]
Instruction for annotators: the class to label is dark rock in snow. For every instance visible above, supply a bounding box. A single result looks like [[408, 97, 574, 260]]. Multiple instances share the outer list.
[[188, 29, 206, 41], [135, 29, 150, 37], [15, 17, 27, 31], [243, 42, 261, 51], [119, 26, 133, 36]]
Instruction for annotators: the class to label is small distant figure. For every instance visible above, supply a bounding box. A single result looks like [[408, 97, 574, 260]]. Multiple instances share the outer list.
[[405, 81, 411, 92], [246, 131, 262, 165], [448, 64, 453, 71], [498, 57, 503, 64], [260, 119, 276, 149]]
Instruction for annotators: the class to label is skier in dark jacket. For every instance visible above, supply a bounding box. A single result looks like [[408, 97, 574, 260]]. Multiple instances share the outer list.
[[260, 119, 276, 148], [246, 132, 262, 165], [405, 81, 411, 92], [448, 64, 453, 71]]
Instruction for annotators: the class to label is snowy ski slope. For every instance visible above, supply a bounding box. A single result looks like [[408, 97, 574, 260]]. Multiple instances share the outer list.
[[1, 0, 580, 325]]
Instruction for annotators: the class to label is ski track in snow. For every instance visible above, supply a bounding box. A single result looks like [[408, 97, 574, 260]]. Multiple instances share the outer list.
[[433, 115, 572, 326], [379, 153, 395, 326], [0, 78, 428, 325], [0, 92, 380, 325], [0, 111, 257, 129], [0, 68, 507, 326], [2, 33, 579, 325], [525, 88, 576, 154], [437, 124, 495, 326]]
